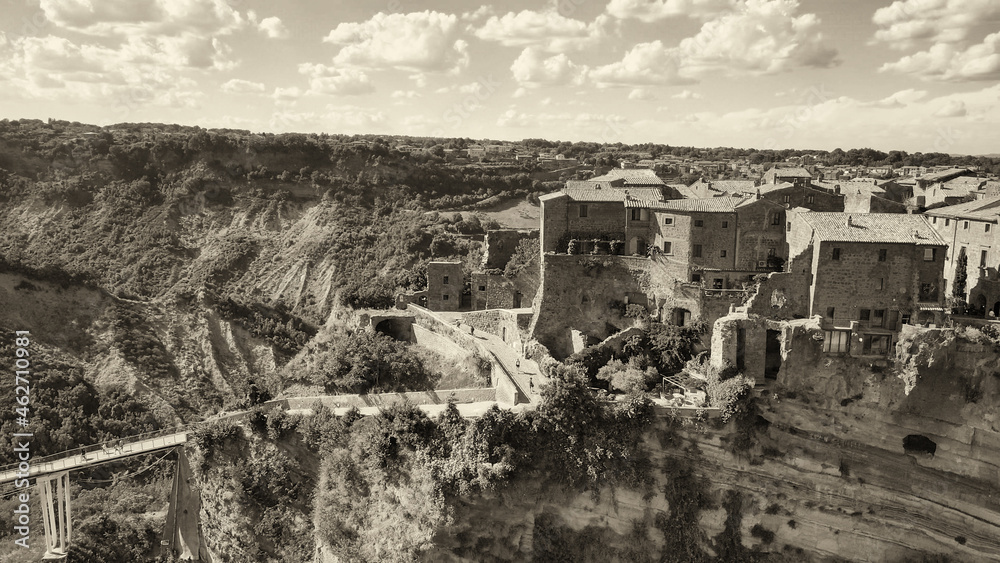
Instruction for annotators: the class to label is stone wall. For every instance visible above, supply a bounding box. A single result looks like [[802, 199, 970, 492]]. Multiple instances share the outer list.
[[461, 308, 533, 352], [481, 229, 539, 269], [745, 271, 812, 320], [735, 199, 786, 270]]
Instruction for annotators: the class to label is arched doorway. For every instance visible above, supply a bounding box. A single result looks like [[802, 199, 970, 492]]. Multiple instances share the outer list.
[[993, 301, 1000, 318], [975, 294, 987, 316], [628, 236, 646, 256]]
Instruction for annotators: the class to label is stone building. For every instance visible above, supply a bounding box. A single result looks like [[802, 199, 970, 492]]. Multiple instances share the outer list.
[[925, 196, 1000, 317], [786, 211, 948, 355], [426, 261, 464, 311], [762, 166, 812, 187]]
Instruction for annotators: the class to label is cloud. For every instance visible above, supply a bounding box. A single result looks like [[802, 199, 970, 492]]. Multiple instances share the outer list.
[[392, 89, 421, 98], [934, 99, 967, 117], [677, 0, 839, 74], [221, 78, 265, 94], [324, 11, 469, 73], [863, 88, 928, 108], [39, 0, 245, 36], [591, 1, 836, 87], [591, 41, 690, 86], [510, 46, 587, 86], [258, 17, 289, 39], [298, 63, 375, 95], [497, 109, 628, 129], [473, 9, 608, 52], [629, 88, 655, 100], [880, 32, 1000, 81], [871, 0, 1000, 50], [271, 86, 302, 103], [606, 0, 739, 22], [672, 89, 703, 99]]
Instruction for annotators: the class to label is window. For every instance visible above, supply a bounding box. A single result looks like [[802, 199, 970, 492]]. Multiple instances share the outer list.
[[713, 278, 724, 289], [443, 276, 450, 285], [832, 248, 841, 260], [771, 214, 781, 226], [783, 195, 790, 203], [691, 273, 701, 283], [807, 195, 815, 204], [964, 221, 969, 230], [945, 219, 950, 226], [694, 219, 704, 227], [478, 285, 486, 292], [823, 330, 850, 354], [862, 334, 891, 356], [442, 294, 449, 301], [901, 313, 911, 326], [982, 249, 989, 268], [631, 209, 641, 220], [787, 222, 792, 232], [768, 248, 776, 257], [859, 309, 871, 321], [987, 224, 992, 233], [826, 306, 836, 318], [663, 216, 674, 225], [878, 249, 887, 262], [920, 282, 937, 301], [878, 278, 885, 290], [720, 250, 727, 258], [923, 248, 937, 261], [579, 204, 588, 218], [693, 244, 702, 258], [932, 217, 937, 224], [722, 221, 729, 228], [873, 309, 885, 328], [663, 241, 673, 254]]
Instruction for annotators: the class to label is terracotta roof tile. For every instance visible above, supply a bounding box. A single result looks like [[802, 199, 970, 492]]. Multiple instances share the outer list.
[[799, 213, 945, 244]]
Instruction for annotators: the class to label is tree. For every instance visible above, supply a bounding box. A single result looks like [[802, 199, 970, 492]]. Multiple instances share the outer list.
[[954, 250, 968, 299]]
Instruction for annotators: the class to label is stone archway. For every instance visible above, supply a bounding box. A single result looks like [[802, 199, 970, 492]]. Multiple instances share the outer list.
[[628, 236, 646, 256], [993, 301, 1000, 318]]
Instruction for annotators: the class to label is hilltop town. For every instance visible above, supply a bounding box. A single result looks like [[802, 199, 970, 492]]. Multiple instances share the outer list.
[[415, 156, 999, 380]]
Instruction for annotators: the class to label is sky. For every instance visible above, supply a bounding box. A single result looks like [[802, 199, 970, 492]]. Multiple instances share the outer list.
[[1, 0, 999, 154]]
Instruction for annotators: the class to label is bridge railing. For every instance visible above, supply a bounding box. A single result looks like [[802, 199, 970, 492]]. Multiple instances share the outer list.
[[0, 424, 190, 475]]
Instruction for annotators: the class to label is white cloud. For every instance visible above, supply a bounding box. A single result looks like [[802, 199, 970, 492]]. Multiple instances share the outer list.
[[677, 0, 839, 74], [672, 89, 703, 99], [590, 41, 689, 86], [629, 88, 655, 100], [391, 89, 421, 98], [863, 88, 928, 108], [934, 99, 967, 117], [39, 0, 245, 36], [473, 9, 608, 52], [606, 0, 739, 22], [258, 17, 289, 39], [221, 78, 265, 94], [510, 46, 587, 86], [298, 63, 375, 95], [871, 0, 1000, 50], [880, 32, 1000, 81], [271, 86, 302, 103], [324, 11, 469, 73], [591, 1, 836, 87]]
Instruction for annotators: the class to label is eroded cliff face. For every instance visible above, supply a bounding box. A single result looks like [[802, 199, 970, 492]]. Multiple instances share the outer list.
[[0, 272, 282, 419], [417, 326, 1000, 562]]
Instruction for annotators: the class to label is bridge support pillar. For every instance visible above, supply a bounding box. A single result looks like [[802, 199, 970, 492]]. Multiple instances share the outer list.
[[161, 447, 212, 562], [39, 471, 71, 559]]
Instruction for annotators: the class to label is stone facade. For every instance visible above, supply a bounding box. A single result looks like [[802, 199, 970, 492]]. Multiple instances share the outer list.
[[426, 261, 464, 311], [926, 198, 1000, 317], [481, 229, 538, 269]]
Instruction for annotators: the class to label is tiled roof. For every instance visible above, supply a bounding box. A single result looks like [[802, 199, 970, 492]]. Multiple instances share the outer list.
[[670, 184, 700, 199], [638, 196, 749, 213], [799, 213, 945, 244], [925, 195, 1000, 222], [690, 179, 757, 196], [767, 167, 812, 178], [756, 181, 798, 195], [812, 180, 886, 195], [561, 182, 664, 203], [918, 167, 969, 182], [589, 168, 666, 185]]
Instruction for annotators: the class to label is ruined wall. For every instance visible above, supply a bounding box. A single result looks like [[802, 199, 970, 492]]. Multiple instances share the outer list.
[[461, 308, 532, 352], [745, 271, 812, 320], [481, 229, 539, 269], [539, 193, 569, 253]]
